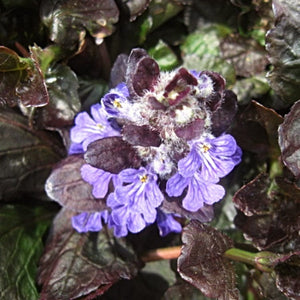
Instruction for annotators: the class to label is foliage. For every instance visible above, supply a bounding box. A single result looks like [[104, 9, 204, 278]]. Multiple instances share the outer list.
[[0, 0, 300, 299]]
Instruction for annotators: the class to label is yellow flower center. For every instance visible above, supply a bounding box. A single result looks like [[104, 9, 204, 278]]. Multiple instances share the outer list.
[[96, 123, 104, 130], [201, 143, 211, 153], [113, 100, 122, 108], [140, 174, 148, 183]]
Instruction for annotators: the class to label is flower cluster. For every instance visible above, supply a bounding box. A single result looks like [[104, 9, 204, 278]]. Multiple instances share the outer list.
[[69, 48, 242, 237]]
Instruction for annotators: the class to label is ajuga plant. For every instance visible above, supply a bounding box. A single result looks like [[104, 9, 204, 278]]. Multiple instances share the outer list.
[[47, 48, 242, 238], [2, 1, 300, 299]]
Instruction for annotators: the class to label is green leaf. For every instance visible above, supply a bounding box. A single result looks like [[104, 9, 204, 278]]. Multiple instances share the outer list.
[[0, 108, 62, 200], [38, 209, 140, 300], [232, 74, 270, 105], [138, 0, 183, 43], [148, 40, 179, 71], [0, 46, 49, 107], [0, 205, 53, 300], [181, 25, 236, 86]]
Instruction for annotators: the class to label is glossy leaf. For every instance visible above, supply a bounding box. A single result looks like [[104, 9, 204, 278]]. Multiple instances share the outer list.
[[0, 108, 62, 200], [36, 64, 81, 129], [0, 46, 48, 107], [138, 0, 183, 43], [148, 40, 179, 71], [40, 0, 119, 50], [178, 221, 238, 299], [233, 173, 271, 217], [278, 100, 300, 179], [265, 0, 300, 108], [45, 155, 107, 212], [232, 100, 283, 161], [119, 0, 151, 21], [0, 205, 53, 300], [38, 208, 139, 300]]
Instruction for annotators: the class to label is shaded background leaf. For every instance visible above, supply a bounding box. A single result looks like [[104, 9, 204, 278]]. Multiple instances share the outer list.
[[0, 108, 62, 200], [181, 25, 236, 86], [40, 0, 119, 51], [38, 209, 140, 300], [0, 205, 54, 300], [234, 173, 300, 250], [36, 63, 81, 129], [265, 0, 300, 109], [278, 100, 300, 179], [0, 46, 48, 107]]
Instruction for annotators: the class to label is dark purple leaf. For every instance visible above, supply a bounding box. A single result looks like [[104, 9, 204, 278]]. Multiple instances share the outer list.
[[232, 100, 283, 160], [275, 255, 300, 299], [0, 46, 49, 107], [265, 0, 300, 108], [250, 272, 289, 300], [210, 90, 238, 136], [132, 57, 160, 96], [200, 71, 228, 120], [126, 48, 160, 98], [40, 0, 119, 51], [45, 155, 107, 212], [234, 173, 300, 250], [84, 136, 142, 173], [0, 108, 62, 200], [233, 173, 271, 216], [184, 0, 239, 32], [175, 118, 205, 141], [122, 124, 161, 147], [201, 70, 226, 109], [164, 68, 197, 106], [220, 35, 268, 77], [161, 199, 214, 223], [178, 221, 238, 299], [36, 64, 81, 129], [38, 208, 139, 300], [163, 281, 205, 300], [278, 100, 300, 179], [109, 53, 128, 88]]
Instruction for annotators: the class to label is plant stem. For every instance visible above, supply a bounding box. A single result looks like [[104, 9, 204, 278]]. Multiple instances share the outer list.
[[141, 246, 181, 262]]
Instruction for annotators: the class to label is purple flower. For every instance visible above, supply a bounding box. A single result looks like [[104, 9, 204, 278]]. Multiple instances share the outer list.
[[70, 103, 120, 151], [156, 210, 182, 236], [101, 82, 130, 117], [81, 164, 121, 198], [190, 70, 214, 98], [68, 142, 84, 155], [178, 134, 242, 181], [72, 210, 109, 233], [107, 167, 164, 235], [166, 171, 225, 212]]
